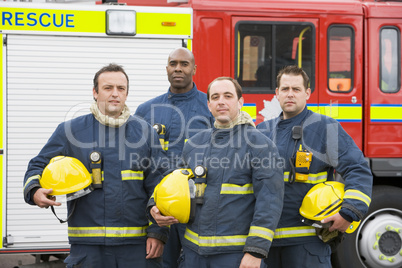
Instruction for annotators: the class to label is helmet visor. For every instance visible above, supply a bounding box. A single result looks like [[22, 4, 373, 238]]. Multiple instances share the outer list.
[[301, 217, 333, 229]]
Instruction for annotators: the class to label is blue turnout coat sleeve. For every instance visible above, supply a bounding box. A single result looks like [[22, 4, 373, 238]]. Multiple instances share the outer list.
[[244, 132, 284, 255], [301, 112, 372, 221]]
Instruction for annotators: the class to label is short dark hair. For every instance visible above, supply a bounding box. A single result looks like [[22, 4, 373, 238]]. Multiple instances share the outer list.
[[276, 65, 309, 89], [207, 77, 242, 100], [93, 63, 129, 94]]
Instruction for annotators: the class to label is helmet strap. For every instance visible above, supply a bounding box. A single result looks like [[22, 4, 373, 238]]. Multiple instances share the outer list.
[[189, 197, 197, 224], [288, 124, 306, 184], [50, 199, 78, 224]]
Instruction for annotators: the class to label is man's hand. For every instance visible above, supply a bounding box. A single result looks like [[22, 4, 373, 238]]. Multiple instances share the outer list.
[[150, 206, 179, 227], [240, 253, 262, 268], [33, 188, 61, 208], [321, 212, 351, 233], [146, 237, 164, 259]]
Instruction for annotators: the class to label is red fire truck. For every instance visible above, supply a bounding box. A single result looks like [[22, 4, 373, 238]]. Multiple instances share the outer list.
[[124, 1, 402, 267]]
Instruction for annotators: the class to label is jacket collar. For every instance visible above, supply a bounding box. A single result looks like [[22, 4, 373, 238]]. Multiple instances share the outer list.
[[214, 111, 256, 129], [277, 106, 309, 128], [90, 101, 130, 128], [167, 83, 198, 100]]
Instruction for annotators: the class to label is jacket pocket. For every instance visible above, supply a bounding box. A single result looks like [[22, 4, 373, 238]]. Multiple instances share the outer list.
[[303, 242, 331, 264]]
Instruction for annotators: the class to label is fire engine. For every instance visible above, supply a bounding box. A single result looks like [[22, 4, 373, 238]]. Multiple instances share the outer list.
[[0, 0, 401, 267]]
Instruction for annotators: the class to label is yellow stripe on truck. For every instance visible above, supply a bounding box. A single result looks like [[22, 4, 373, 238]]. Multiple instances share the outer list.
[[0, 7, 105, 33], [307, 104, 362, 122], [136, 12, 191, 36], [370, 104, 402, 122], [241, 103, 257, 122]]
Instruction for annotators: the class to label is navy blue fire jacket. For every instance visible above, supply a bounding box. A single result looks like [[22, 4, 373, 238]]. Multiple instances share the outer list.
[[180, 123, 284, 257], [23, 114, 169, 246], [134, 84, 214, 169]]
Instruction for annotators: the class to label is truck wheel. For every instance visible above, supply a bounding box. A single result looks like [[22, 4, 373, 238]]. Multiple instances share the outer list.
[[332, 185, 402, 268]]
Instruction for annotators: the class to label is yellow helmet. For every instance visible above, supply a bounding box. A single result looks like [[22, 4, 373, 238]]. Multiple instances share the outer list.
[[40, 156, 93, 201], [154, 169, 196, 224], [300, 181, 360, 234]]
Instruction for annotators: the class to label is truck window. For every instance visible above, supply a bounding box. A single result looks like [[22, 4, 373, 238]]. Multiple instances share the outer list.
[[235, 22, 314, 93], [328, 25, 354, 92], [380, 27, 400, 93]]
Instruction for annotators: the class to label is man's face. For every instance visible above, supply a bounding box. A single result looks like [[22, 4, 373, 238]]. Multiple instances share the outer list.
[[276, 74, 310, 119], [208, 80, 244, 125], [166, 49, 196, 93], [93, 71, 128, 119]]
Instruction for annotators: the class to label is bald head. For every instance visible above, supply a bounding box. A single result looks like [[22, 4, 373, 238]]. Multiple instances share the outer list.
[[166, 47, 197, 94], [168, 47, 195, 65]]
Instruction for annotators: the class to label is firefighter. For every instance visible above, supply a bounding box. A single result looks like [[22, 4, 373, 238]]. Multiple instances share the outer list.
[[149, 77, 284, 268], [257, 65, 373, 268], [134, 47, 214, 268], [23, 64, 168, 268]]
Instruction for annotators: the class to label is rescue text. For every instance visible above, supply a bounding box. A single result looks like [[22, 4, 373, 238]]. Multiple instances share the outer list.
[[1, 11, 74, 28]]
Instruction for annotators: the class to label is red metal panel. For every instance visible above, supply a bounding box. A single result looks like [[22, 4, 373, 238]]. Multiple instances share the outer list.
[[317, 14, 364, 149], [120, 0, 363, 14], [191, 0, 362, 15], [193, 15, 225, 92], [364, 1, 402, 19], [364, 4, 402, 158]]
